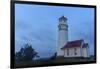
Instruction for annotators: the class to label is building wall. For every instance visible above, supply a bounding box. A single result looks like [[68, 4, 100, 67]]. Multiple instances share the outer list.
[[64, 47, 82, 57], [82, 47, 88, 57], [57, 30, 68, 56]]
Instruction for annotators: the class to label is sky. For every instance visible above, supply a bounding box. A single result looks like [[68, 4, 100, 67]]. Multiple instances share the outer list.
[[15, 3, 95, 58]]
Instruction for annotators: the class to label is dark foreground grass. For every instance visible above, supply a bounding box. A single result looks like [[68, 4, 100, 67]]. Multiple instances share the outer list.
[[15, 57, 95, 68]]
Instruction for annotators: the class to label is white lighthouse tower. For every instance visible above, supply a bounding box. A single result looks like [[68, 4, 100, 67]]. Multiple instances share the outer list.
[[57, 16, 68, 56]]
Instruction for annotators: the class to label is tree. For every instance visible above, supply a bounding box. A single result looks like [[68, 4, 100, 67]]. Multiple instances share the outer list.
[[15, 43, 39, 62]]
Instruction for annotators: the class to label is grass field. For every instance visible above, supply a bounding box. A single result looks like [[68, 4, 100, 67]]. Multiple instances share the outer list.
[[15, 57, 95, 68]]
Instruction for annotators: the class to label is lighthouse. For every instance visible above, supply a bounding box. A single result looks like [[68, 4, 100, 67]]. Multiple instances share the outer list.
[[57, 16, 68, 56]]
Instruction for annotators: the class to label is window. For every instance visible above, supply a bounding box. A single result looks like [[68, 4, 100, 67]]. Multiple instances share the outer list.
[[67, 49, 69, 55], [74, 48, 77, 55]]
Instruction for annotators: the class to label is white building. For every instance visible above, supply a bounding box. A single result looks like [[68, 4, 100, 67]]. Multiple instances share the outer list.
[[57, 16, 89, 58]]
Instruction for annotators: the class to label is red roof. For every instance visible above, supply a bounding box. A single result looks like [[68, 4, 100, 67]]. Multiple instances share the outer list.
[[61, 39, 83, 49]]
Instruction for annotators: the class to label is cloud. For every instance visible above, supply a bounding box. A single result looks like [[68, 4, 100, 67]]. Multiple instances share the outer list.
[[15, 20, 57, 57]]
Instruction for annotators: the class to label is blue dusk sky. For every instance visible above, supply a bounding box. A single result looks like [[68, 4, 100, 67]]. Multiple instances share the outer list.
[[15, 4, 95, 58]]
